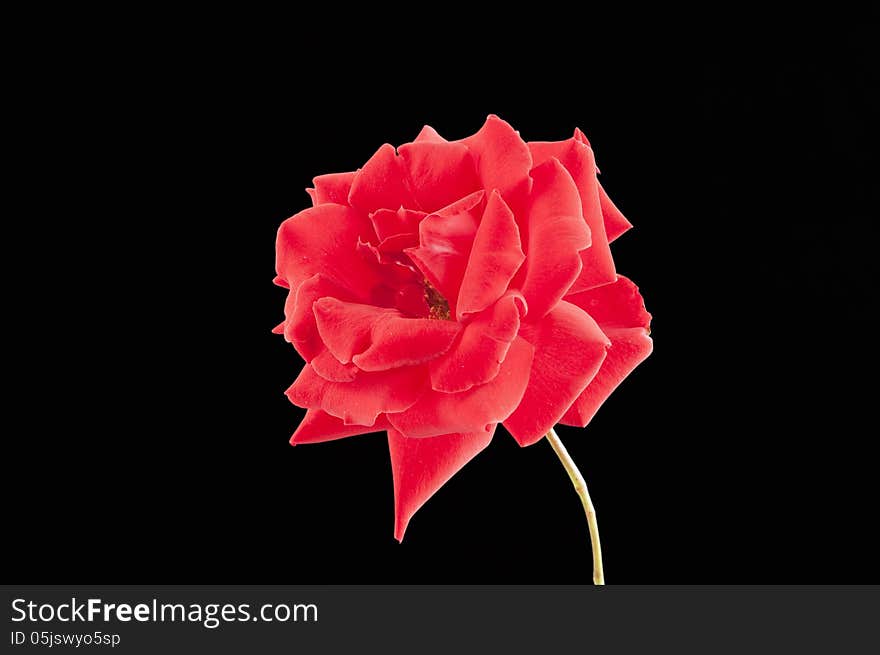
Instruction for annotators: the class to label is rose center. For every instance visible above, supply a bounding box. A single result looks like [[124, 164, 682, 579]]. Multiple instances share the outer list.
[[424, 280, 451, 320]]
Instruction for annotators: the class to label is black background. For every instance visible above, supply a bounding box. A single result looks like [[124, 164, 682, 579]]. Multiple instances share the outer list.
[[9, 10, 878, 582]]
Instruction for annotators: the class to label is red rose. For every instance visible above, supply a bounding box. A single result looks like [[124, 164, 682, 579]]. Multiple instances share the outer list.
[[274, 115, 651, 541]]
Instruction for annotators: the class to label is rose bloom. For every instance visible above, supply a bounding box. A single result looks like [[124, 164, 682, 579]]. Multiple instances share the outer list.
[[274, 116, 651, 539]]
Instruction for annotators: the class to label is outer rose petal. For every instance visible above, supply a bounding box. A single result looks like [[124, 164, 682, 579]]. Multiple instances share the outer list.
[[388, 425, 495, 541], [349, 143, 417, 213], [311, 349, 359, 382], [560, 328, 652, 427], [283, 274, 354, 362], [459, 114, 533, 202], [561, 275, 652, 427], [529, 137, 616, 292], [564, 275, 652, 329], [518, 159, 591, 320], [276, 204, 380, 294], [504, 301, 610, 447], [414, 125, 446, 143], [291, 409, 391, 445], [429, 293, 524, 393], [387, 337, 535, 437], [456, 190, 525, 318], [286, 364, 428, 426], [311, 172, 356, 206], [398, 140, 480, 213], [599, 182, 632, 243]]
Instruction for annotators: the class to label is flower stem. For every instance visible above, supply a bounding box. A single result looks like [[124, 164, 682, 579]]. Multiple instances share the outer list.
[[546, 427, 605, 585]]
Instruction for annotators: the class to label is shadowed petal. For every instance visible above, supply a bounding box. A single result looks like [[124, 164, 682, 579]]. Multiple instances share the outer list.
[[389, 425, 495, 540], [404, 191, 484, 314]]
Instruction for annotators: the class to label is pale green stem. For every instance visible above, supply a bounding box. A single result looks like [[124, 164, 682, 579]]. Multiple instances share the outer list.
[[546, 428, 605, 585]]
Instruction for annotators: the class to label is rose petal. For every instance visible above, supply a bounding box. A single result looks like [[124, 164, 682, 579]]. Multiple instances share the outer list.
[[283, 274, 354, 361], [387, 337, 534, 437], [564, 275, 652, 329], [414, 125, 446, 143], [503, 301, 610, 447], [389, 425, 495, 541], [352, 316, 461, 372], [286, 364, 428, 426], [560, 327, 652, 428], [276, 204, 380, 293], [459, 114, 533, 202], [291, 409, 391, 445], [348, 143, 417, 213], [312, 172, 357, 206], [313, 298, 399, 364], [560, 276, 652, 426], [369, 208, 425, 243], [311, 349, 359, 382], [599, 182, 632, 243], [518, 159, 591, 320], [529, 137, 616, 292], [404, 191, 484, 313], [456, 190, 525, 318], [429, 293, 524, 393], [398, 140, 480, 213]]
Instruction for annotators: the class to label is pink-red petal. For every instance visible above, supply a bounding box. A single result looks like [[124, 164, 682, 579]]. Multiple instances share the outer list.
[[388, 337, 535, 437], [404, 191, 484, 313], [312, 172, 356, 206], [399, 140, 480, 213], [291, 409, 391, 445], [313, 298, 399, 364], [348, 143, 417, 213], [275, 204, 380, 294], [283, 274, 354, 362], [459, 114, 533, 203], [560, 327, 652, 428], [389, 425, 495, 541], [599, 182, 632, 243], [518, 159, 591, 320], [503, 301, 610, 447], [565, 275, 651, 329], [429, 293, 524, 393], [352, 317, 461, 372], [456, 190, 525, 318], [529, 138, 616, 292], [286, 364, 428, 426], [369, 208, 425, 242]]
